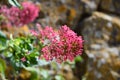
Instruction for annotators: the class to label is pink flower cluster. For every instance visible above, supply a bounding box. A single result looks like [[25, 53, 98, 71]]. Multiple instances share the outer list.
[[38, 26, 58, 44], [37, 25, 83, 63], [0, 2, 39, 26]]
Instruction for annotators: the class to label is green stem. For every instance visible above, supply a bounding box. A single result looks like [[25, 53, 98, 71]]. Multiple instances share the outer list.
[[0, 73, 7, 80]]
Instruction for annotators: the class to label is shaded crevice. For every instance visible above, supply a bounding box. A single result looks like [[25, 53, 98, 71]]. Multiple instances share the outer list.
[[97, 0, 120, 16], [74, 13, 91, 36]]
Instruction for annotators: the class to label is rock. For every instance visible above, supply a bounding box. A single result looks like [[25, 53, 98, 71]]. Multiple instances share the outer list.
[[59, 64, 75, 80], [75, 11, 120, 80], [81, 0, 100, 14], [100, 0, 120, 15], [0, 0, 9, 6], [34, 0, 101, 29], [75, 12, 120, 47], [90, 44, 102, 50], [36, 0, 84, 28], [85, 46, 120, 80]]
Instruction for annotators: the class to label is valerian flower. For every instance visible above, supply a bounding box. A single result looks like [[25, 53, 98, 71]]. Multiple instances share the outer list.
[[38, 25, 83, 63], [0, 1, 39, 26], [20, 2, 39, 25]]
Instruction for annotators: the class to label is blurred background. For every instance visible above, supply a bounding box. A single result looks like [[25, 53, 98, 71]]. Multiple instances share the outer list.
[[0, 0, 120, 80]]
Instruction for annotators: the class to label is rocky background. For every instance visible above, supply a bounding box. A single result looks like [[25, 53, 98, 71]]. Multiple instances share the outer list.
[[0, 0, 120, 80]]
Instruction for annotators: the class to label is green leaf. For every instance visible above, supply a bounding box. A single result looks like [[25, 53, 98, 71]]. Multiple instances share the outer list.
[[0, 31, 6, 38], [75, 56, 83, 62], [29, 51, 39, 57], [0, 58, 6, 80], [0, 31, 7, 52], [55, 75, 65, 80], [8, 0, 21, 7], [29, 57, 37, 65], [40, 69, 49, 79]]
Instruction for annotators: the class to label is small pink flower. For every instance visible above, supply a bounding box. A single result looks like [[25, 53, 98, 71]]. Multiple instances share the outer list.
[[21, 57, 26, 62], [30, 30, 38, 36], [39, 26, 58, 44]]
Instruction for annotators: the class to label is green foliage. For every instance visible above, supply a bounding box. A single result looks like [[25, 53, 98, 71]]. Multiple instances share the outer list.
[[38, 61, 65, 80], [0, 31, 7, 45], [0, 58, 6, 80], [55, 75, 65, 80], [0, 31, 7, 53], [25, 67, 39, 80], [3, 36, 41, 70]]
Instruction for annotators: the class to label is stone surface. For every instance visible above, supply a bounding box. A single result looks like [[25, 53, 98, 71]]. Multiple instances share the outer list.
[[81, 0, 100, 13], [35, 0, 84, 28], [100, 0, 120, 15], [76, 12, 120, 47], [75, 11, 120, 80]]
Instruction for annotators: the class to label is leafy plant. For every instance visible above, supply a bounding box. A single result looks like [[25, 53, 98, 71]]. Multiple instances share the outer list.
[[3, 35, 41, 70]]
